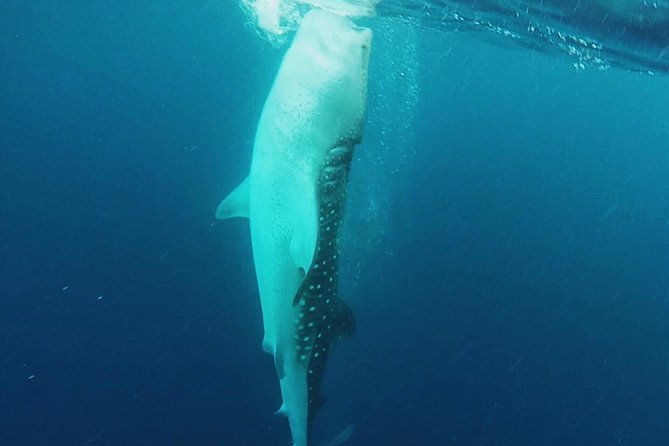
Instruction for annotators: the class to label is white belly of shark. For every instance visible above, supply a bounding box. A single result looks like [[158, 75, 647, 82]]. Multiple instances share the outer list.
[[216, 9, 372, 446]]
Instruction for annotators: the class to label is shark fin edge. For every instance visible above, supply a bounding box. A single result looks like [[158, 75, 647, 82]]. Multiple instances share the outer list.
[[289, 226, 317, 275], [215, 176, 250, 220], [274, 403, 288, 417], [320, 424, 355, 446], [273, 348, 285, 379]]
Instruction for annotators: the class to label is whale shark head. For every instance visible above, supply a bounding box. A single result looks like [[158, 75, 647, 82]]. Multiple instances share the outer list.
[[299, 8, 372, 70], [268, 9, 372, 151]]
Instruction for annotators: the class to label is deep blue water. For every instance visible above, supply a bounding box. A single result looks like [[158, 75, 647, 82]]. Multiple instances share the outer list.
[[2, 2, 669, 446]]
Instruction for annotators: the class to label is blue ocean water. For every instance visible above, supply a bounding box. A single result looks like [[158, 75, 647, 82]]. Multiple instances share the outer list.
[[1, 2, 669, 446]]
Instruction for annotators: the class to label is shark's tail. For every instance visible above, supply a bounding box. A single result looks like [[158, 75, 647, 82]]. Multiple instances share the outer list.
[[320, 424, 355, 446]]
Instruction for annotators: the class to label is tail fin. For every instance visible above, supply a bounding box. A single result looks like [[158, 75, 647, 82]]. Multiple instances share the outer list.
[[321, 424, 355, 446]]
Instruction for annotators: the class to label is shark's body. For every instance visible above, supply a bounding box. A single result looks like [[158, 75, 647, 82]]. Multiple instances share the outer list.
[[216, 9, 372, 446]]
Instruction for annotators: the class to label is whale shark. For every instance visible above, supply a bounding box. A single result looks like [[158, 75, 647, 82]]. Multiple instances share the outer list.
[[216, 9, 372, 446]]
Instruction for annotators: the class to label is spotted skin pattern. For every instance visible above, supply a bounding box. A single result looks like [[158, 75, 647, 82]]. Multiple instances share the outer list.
[[292, 142, 356, 434]]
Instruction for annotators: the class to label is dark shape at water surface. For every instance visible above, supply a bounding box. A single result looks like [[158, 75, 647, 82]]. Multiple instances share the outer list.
[[379, 0, 669, 74]]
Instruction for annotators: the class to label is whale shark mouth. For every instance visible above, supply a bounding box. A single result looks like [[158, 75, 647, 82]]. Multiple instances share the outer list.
[[292, 140, 358, 433]]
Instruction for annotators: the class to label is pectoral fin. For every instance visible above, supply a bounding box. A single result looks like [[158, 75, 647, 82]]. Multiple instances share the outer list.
[[216, 176, 250, 220], [288, 187, 319, 275], [273, 349, 285, 379]]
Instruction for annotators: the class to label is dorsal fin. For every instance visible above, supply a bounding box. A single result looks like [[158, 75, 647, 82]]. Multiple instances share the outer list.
[[215, 176, 250, 220]]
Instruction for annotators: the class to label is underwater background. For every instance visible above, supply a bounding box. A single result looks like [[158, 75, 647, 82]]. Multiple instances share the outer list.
[[2, 1, 669, 445]]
